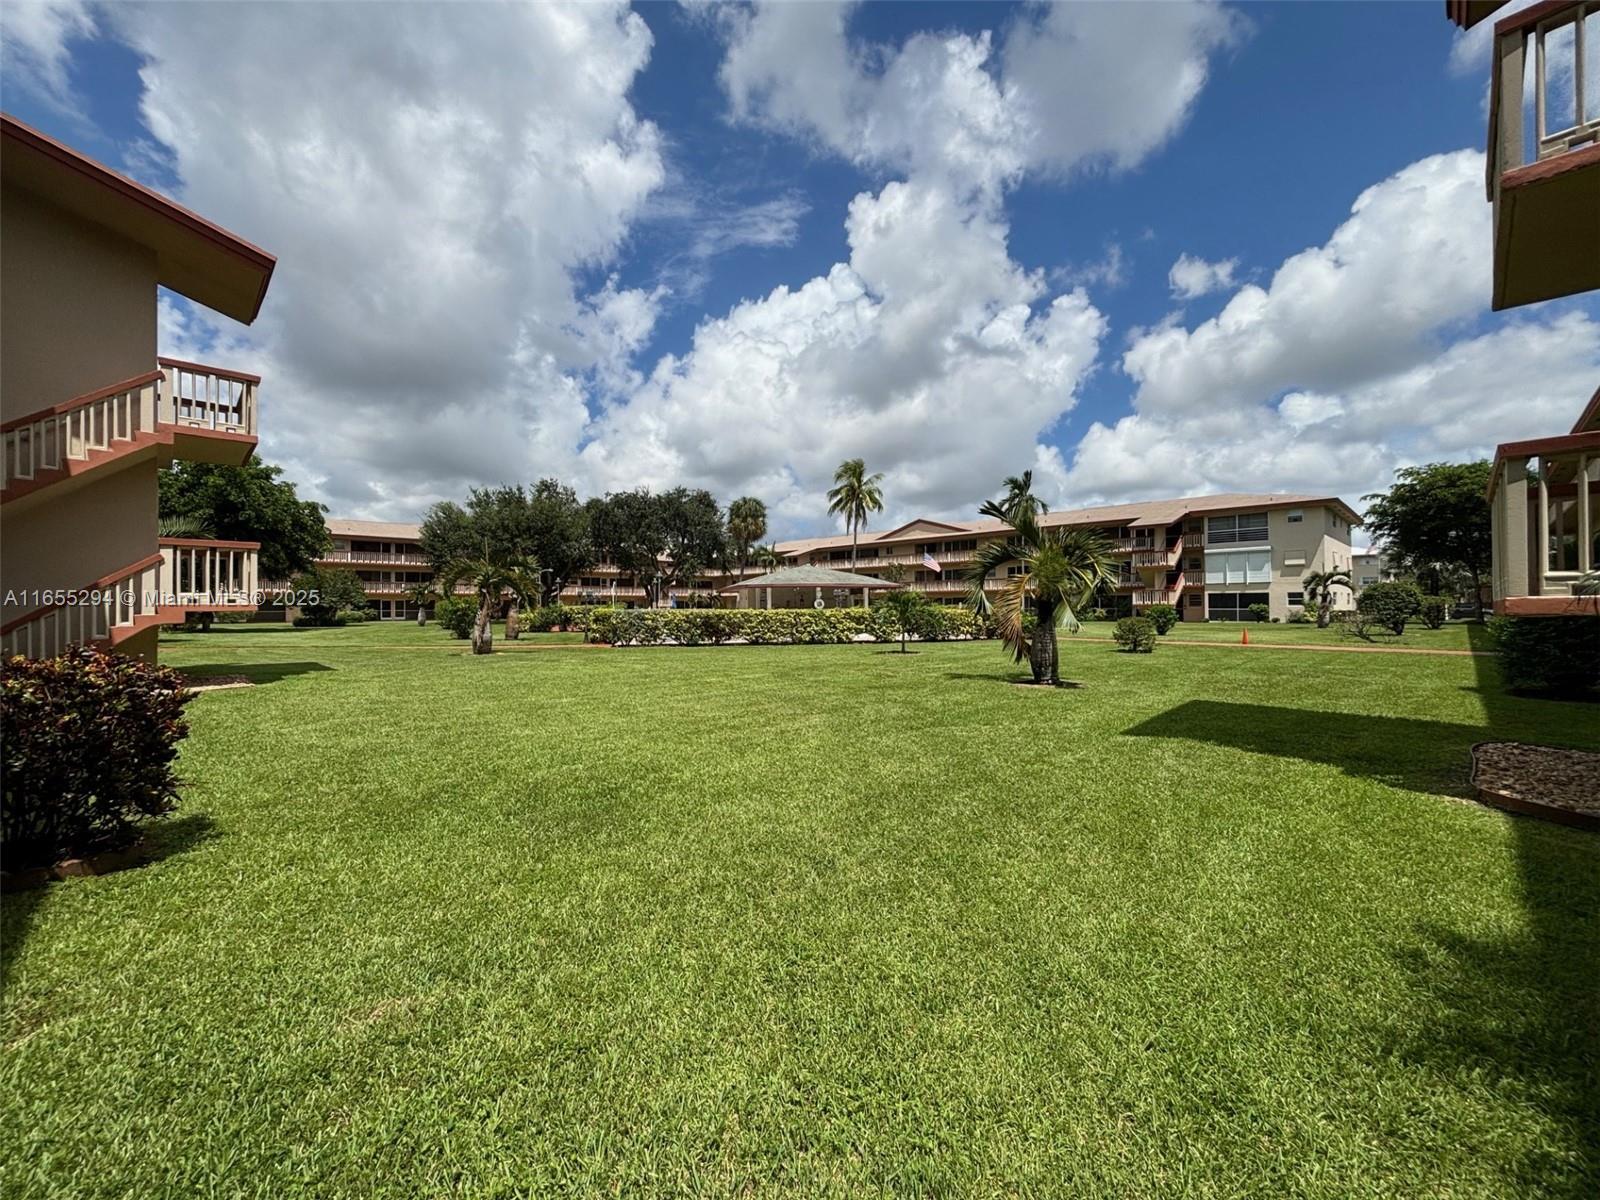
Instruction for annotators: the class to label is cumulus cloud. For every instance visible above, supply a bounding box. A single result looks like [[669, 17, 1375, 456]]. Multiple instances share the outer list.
[[1054, 150, 1600, 509], [1167, 252, 1237, 300], [0, 0, 95, 113]]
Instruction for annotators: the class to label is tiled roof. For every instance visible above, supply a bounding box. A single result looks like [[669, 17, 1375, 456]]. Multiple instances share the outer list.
[[326, 518, 423, 540]]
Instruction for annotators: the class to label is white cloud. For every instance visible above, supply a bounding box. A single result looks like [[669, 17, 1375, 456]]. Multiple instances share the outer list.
[[1167, 252, 1237, 300], [1054, 150, 1600, 510], [0, 0, 95, 113]]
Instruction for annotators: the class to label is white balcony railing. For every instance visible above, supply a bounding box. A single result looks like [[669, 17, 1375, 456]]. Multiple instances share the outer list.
[[0, 371, 161, 490], [321, 550, 431, 566], [157, 358, 257, 436], [0, 553, 163, 659], [157, 539, 259, 608]]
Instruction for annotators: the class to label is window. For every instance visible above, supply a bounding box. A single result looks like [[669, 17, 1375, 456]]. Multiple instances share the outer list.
[[1205, 550, 1270, 586], [1287, 591, 1305, 606], [942, 539, 977, 553], [1286, 509, 1303, 523], [1188, 557, 1202, 570], [1207, 591, 1270, 621], [1205, 512, 1268, 544], [1006, 565, 1024, 577], [856, 548, 879, 561], [1187, 593, 1202, 608]]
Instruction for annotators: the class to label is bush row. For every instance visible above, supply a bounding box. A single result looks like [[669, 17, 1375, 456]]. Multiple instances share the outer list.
[[586, 605, 994, 646]]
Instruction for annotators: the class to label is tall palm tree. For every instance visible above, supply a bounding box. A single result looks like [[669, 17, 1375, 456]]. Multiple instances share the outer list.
[[727, 496, 768, 574], [827, 458, 885, 568], [966, 511, 1117, 685], [752, 542, 785, 570], [1302, 568, 1353, 628], [437, 552, 541, 655], [978, 470, 1049, 524]]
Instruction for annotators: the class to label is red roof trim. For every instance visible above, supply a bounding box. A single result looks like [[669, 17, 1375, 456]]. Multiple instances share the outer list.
[[1571, 385, 1600, 435]]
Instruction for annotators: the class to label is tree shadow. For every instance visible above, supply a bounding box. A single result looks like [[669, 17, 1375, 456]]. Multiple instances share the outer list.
[[160, 624, 308, 638], [177, 662, 333, 685], [2, 814, 218, 984], [1126, 660, 1600, 1190]]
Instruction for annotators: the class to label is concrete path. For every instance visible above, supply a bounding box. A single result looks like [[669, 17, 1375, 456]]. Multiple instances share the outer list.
[[1075, 636, 1490, 658]]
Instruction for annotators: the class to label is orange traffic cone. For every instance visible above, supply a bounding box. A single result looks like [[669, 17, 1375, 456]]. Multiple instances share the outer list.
[[1241, 627, 1249, 646]]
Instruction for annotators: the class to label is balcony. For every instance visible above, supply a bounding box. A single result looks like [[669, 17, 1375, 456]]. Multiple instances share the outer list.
[[320, 550, 431, 567], [1484, 2, 1600, 308], [1131, 539, 1183, 569], [156, 539, 259, 618], [1, 359, 258, 503], [1488, 428, 1600, 615]]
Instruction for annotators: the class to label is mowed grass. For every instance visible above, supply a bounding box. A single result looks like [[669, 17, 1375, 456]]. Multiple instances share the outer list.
[[1144, 619, 1481, 650], [3, 621, 1597, 1198]]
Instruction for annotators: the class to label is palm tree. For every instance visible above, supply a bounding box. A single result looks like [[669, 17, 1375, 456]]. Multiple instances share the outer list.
[[436, 552, 541, 655], [978, 470, 1049, 524], [966, 511, 1117, 685], [727, 496, 768, 574], [826, 458, 885, 568], [753, 542, 785, 570], [405, 580, 438, 627], [878, 587, 926, 653], [1302, 568, 1353, 628], [157, 514, 214, 538]]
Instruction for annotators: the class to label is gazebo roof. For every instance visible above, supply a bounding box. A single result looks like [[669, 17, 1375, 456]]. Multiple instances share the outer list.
[[721, 565, 902, 591]]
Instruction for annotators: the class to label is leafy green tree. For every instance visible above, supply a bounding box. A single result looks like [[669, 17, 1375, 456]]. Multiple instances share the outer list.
[[419, 501, 478, 572], [159, 461, 329, 580], [827, 458, 885, 567], [586, 490, 668, 605], [436, 553, 541, 655], [291, 565, 370, 625], [659, 488, 726, 593], [979, 470, 1049, 524], [727, 496, 768, 573], [1144, 603, 1179, 634], [1301, 568, 1352, 628], [1363, 462, 1492, 617], [527, 478, 593, 602], [966, 510, 1118, 685], [877, 588, 927, 653], [1357, 580, 1423, 635]]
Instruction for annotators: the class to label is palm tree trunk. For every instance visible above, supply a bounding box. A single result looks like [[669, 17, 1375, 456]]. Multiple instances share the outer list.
[[505, 599, 521, 640], [1316, 588, 1331, 628], [471, 594, 495, 655], [1031, 601, 1055, 683], [415, 605, 427, 627], [851, 521, 859, 569]]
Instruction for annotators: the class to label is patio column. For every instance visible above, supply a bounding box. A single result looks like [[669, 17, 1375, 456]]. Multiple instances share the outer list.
[[1501, 455, 1530, 602], [863, 586, 870, 609], [1538, 464, 1550, 592], [1580, 454, 1592, 574], [764, 587, 771, 610]]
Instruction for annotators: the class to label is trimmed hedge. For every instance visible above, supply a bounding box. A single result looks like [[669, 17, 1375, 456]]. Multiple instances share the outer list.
[[1418, 596, 1448, 630], [532, 604, 605, 632], [587, 605, 992, 646], [1357, 581, 1423, 635], [1489, 615, 1600, 696], [2, 648, 192, 869], [1145, 604, 1179, 635], [1113, 616, 1157, 653]]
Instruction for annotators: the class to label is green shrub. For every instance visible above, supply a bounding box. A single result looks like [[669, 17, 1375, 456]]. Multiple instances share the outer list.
[[2, 648, 192, 870], [1087, 607, 1110, 622], [1357, 581, 1422, 635], [291, 565, 370, 626], [1112, 616, 1157, 653], [1246, 603, 1271, 623], [1287, 610, 1312, 625], [1301, 600, 1321, 624], [1418, 596, 1448, 630], [1489, 615, 1600, 696], [434, 597, 476, 640], [1145, 604, 1179, 635]]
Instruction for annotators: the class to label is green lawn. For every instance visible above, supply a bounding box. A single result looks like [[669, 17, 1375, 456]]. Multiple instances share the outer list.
[[1123, 618, 1483, 651], [3, 621, 1596, 1197]]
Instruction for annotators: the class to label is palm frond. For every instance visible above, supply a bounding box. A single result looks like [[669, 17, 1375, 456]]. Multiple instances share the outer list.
[[992, 573, 1031, 664]]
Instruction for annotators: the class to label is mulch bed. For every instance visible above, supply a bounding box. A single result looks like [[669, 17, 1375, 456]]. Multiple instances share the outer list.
[[1470, 741, 1600, 830]]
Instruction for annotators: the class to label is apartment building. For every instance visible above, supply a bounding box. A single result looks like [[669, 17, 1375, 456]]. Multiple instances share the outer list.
[[1447, 3, 1599, 615], [764, 493, 1360, 623], [1, 115, 275, 660], [1352, 552, 1398, 591], [316, 519, 434, 619]]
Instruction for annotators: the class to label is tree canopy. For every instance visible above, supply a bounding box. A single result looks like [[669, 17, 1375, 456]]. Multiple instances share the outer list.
[[1362, 461, 1492, 605], [159, 461, 329, 580], [586, 489, 669, 602]]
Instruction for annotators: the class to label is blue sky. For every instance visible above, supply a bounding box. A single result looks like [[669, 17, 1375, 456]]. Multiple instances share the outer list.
[[3, 1, 1596, 539]]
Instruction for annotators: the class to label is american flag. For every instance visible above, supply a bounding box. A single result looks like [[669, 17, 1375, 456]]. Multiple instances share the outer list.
[[921, 552, 942, 574]]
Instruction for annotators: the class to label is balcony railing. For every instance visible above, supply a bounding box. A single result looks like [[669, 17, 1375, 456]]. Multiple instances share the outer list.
[[321, 550, 431, 566], [157, 539, 259, 610], [0, 553, 163, 658], [1134, 576, 1185, 607], [1, 371, 162, 491], [156, 358, 257, 436]]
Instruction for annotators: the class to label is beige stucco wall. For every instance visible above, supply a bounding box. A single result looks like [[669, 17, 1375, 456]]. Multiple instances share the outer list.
[[1, 182, 158, 420], [1, 459, 160, 628], [1195, 505, 1355, 621]]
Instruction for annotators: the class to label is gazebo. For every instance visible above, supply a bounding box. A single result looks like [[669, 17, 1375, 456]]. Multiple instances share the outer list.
[[721, 565, 902, 610]]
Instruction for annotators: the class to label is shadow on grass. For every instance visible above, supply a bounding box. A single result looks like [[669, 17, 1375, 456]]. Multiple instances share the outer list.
[[2, 814, 218, 980], [161, 624, 307, 638], [1128, 651, 1600, 1191], [178, 662, 333, 685]]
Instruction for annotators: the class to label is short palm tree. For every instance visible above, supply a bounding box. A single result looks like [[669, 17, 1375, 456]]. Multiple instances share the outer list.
[[1302, 568, 1353, 628], [727, 496, 768, 574], [405, 581, 438, 627], [966, 512, 1117, 685], [157, 514, 214, 539], [436, 552, 541, 655], [753, 542, 785, 570], [827, 458, 885, 568], [978, 470, 1049, 524]]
